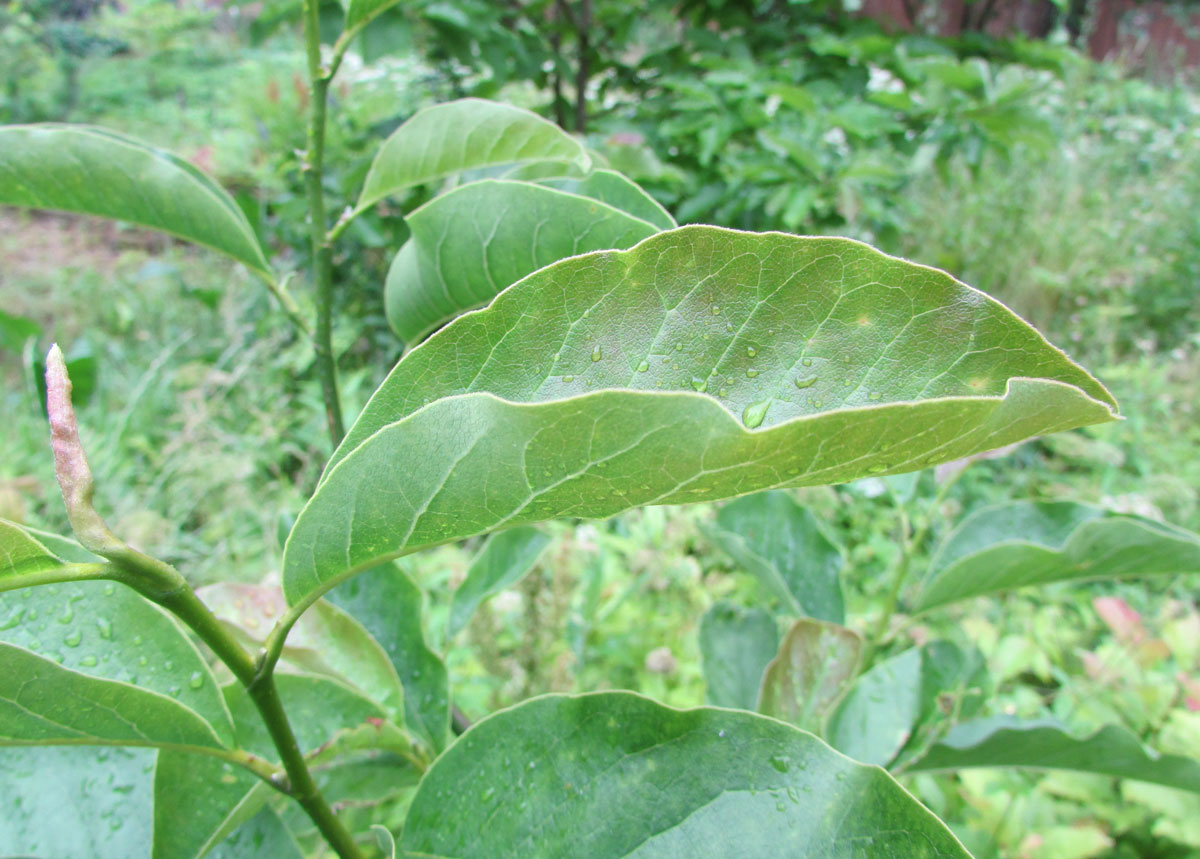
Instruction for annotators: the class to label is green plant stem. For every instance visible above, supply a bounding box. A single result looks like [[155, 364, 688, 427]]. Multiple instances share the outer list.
[[302, 0, 345, 448], [0, 562, 113, 593]]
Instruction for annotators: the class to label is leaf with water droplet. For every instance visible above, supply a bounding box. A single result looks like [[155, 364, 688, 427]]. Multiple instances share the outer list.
[[742, 398, 770, 429]]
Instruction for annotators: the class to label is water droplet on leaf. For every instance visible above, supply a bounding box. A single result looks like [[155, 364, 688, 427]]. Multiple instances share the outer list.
[[742, 399, 770, 429]]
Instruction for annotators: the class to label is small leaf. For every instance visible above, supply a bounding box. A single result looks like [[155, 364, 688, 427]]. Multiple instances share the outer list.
[[537, 169, 677, 230], [328, 563, 451, 753], [345, 0, 402, 31], [288, 226, 1116, 606], [357, 99, 589, 211], [758, 618, 862, 734], [0, 518, 65, 581], [0, 643, 226, 749], [0, 746, 154, 856], [909, 716, 1200, 793], [828, 647, 924, 767], [198, 583, 406, 721], [400, 692, 969, 857], [916, 501, 1200, 613], [385, 179, 660, 342], [698, 601, 778, 710], [0, 125, 270, 276], [0, 310, 41, 354], [0, 580, 233, 743], [446, 527, 550, 640], [705, 491, 846, 622]]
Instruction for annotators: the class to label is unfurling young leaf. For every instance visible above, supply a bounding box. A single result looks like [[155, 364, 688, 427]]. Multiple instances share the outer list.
[[758, 618, 862, 734]]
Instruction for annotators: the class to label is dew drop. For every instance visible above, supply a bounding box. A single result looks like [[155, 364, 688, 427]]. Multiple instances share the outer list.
[[690, 377, 708, 393], [717, 387, 729, 397], [868, 391, 882, 400], [746, 346, 757, 358], [562, 375, 574, 383], [58, 606, 74, 624], [742, 399, 771, 429], [802, 357, 813, 367], [552, 352, 561, 362], [64, 630, 82, 648], [769, 754, 791, 773], [795, 376, 817, 389], [96, 618, 112, 640], [710, 304, 720, 315], [675, 343, 683, 352], [188, 671, 205, 690], [80, 655, 98, 667], [480, 787, 496, 802], [591, 345, 602, 362], [636, 361, 649, 372], [745, 368, 759, 378], [868, 464, 887, 474]]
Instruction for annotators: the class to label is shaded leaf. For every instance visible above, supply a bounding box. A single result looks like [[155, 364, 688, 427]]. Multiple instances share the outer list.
[[198, 583, 406, 721], [400, 692, 969, 857], [910, 716, 1200, 793], [357, 99, 589, 211], [0, 746, 154, 858], [537, 169, 677, 230], [384, 179, 660, 342], [916, 501, 1200, 612], [0, 580, 233, 743], [0, 125, 270, 276], [208, 807, 303, 859], [0, 643, 226, 750], [758, 618, 862, 734], [892, 641, 989, 770], [345, 0, 402, 30], [828, 647, 923, 767], [698, 600, 778, 710], [705, 491, 846, 622], [446, 526, 550, 639], [329, 563, 451, 753], [288, 227, 1115, 606]]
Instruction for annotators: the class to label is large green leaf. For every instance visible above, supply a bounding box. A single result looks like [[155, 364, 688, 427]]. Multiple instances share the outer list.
[[0, 518, 65, 580], [384, 179, 660, 342], [286, 226, 1115, 605], [705, 491, 846, 622], [909, 716, 1200, 793], [537, 169, 677, 230], [698, 600, 778, 710], [400, 692, 969, 857], [0, 746, 155, 858], [0, 643, 227, 750], [0, 580, 233, 744], [329, 563, 451, 754], [0, 125, 270, 276], [357, 99, 589, 211], [758, 618, 862, 734], [916, 501, 1200, 612], [446, 526, 550, 640]]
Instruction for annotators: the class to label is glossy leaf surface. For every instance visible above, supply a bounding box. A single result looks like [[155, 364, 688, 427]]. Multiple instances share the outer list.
[[0, 125, 270, 276], [698, 600, 778, 710], [329, 562, 451, 753], [910, 716, 1200, 793], [288, 227, 1115, 605], [357, 99, 589, 210], [758, 618, 862, 733], [401, 692, 969, 857], [916, 501, 1200, 612], [537, 169, 677, 230], [384, 179, 660, 342], [706, 491, 846, 622], [446, 526, 550, 639]]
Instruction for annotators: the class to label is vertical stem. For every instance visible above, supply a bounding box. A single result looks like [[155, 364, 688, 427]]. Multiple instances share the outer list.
[[302, 0, 345, 448], [574, 0, 591, 133]]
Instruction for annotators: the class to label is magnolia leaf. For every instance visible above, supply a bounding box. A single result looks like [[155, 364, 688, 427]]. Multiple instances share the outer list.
[[0, 746, 155, 857], [400, 692, 969, 857], [916, 501, 1200, 612], [0, 643, 227, 750], [0, 580, 233, 744], [287, 226, 1115, 606], [446, 526, 550, 640], [537, 169, 677, 230], [198, 583, 405, 721], [384, 179, 660, 342], [828, 647, 924, 767], [705, 491, 846, 622], [208, 807, 303, 859], [0, 125, 270, 276], [0, 518, 65, 581], [357, 99, 589, 211], [698, 601, 778, 710], [892, 641, 989, 770], [329, 563, 451, 753], [909, 717, 1200, 793], [758, 618, 862, 734]]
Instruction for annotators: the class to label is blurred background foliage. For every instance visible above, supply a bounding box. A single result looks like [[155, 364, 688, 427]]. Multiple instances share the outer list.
[[1, 0, 1198, 855]]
